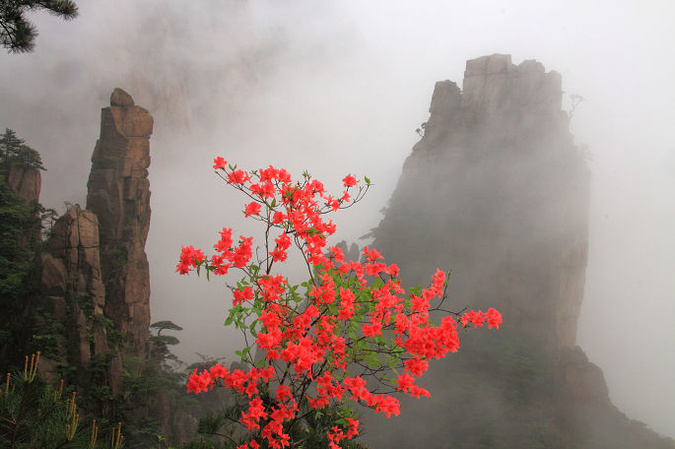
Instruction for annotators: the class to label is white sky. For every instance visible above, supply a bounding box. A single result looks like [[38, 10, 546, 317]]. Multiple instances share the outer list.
[[0, 0, 673, 439]]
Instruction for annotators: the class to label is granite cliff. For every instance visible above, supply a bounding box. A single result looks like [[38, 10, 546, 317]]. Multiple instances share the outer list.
[[34, 205, 114, 388], [7, 164, 41, 204], [86, 87, 153, 359], [33, 88, 153, 396], [364, 54, 673, 449]]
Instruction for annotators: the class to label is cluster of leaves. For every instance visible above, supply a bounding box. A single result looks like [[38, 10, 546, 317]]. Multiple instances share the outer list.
[[178, 159, 502, 448], [0, 353, 125, 449]]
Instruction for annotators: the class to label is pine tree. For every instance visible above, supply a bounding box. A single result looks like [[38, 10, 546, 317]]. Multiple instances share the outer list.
[[0, 353, 125, 449], [0, 128, 45, 171], [0, 0, 78, 53]]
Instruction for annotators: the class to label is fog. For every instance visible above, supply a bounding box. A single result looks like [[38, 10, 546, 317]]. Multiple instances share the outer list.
[[1, 0, 673, 439]]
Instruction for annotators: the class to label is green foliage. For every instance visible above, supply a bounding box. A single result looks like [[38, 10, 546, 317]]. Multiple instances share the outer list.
[[290, 402, 367, 449], [123, 356, 174, 399], [0, 1, 78, 53], [101, 245, 128, 274], [0, 129, 46, 171], [148, 320, 183, 372], [0, 168, 44, 364], [75, 291, 95, 316], [114, 323, 200, 447], [30, 310, 65, 360], [0, 129, 55, 367], [0, 179, 38, 293], [150, 320, 184, 335], [0, 353, 125, 449]]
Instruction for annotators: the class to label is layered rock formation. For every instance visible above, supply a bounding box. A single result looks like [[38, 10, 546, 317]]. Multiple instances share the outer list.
[[364, 55, 673, 448], [33, 89, 153, 396], [34, 205, 114, 387], [377, 54, 588, 351], [86, 88, 153, 358]]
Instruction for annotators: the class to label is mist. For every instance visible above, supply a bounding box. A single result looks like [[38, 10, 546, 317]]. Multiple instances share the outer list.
[[0, 0, 673, 440]]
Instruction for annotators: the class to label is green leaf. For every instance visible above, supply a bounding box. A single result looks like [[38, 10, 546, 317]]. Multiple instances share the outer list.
[[235, 346, 251, 361], [256, 358, 268, 368], [364, 352, 381, 369]]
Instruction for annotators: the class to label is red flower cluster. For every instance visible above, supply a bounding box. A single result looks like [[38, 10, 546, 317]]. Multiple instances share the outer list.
[[178, 228, 255, 276], [179, 159, 502, 448], [327, 418, 359, 449], [460, 308, 503, 329], [176, 245, 205, 274]]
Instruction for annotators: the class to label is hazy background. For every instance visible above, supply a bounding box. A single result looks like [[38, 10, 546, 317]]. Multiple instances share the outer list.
[[0, 0, 673, 439]]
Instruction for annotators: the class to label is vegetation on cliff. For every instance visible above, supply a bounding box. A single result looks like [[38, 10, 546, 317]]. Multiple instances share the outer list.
[[0, 129, 49, 367]]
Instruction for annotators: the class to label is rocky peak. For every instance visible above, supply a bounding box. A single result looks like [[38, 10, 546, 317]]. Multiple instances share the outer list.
[[365, 55, 673, 448], [110, 87, 135, 107], [461, 54, 562, 113], [385, 54, 587, 350], [86, 88, 153, 358]]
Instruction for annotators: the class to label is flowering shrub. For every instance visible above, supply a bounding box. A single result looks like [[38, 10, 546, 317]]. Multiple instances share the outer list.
[[178, 159, 502, 448]]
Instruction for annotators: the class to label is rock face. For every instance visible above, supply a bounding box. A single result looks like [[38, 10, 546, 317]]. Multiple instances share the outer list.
[[378, 54, 588, 350], [7, 165, 41, 204], [32, 89, 153, 398], [365, 55, 673, 449], [35, 205, 115, 387], [86, 88, 153, 358]]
